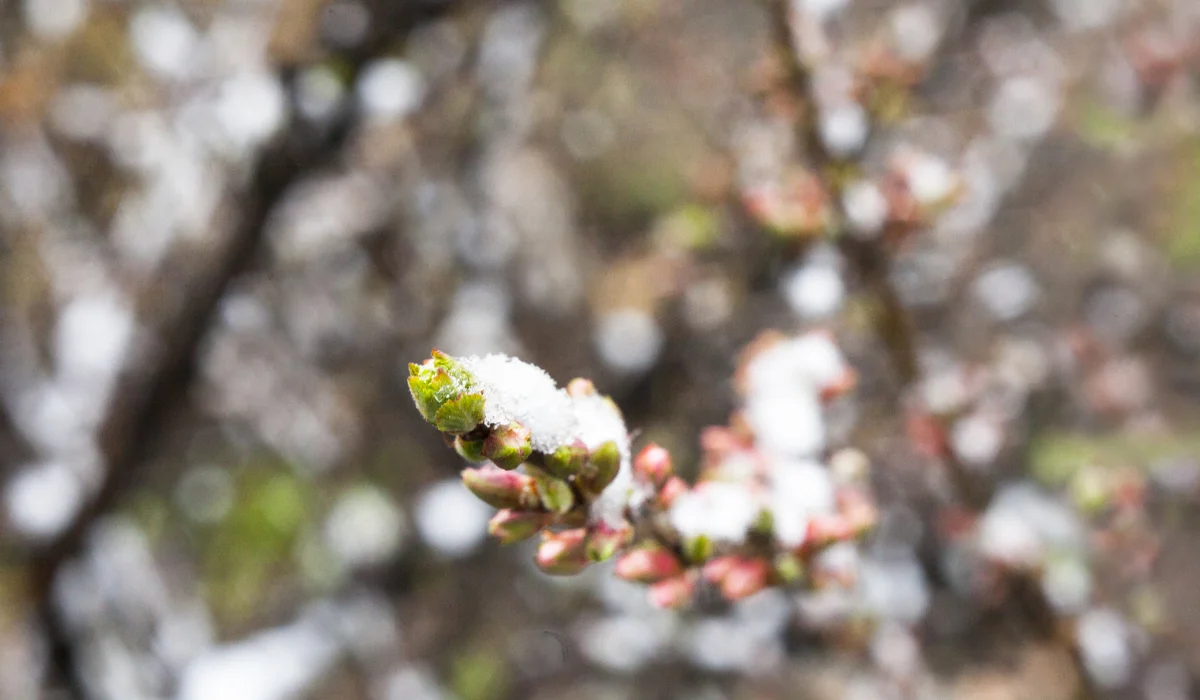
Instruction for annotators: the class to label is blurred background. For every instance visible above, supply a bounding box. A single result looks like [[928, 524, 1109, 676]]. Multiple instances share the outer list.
[[1, 0, 1200, 698]]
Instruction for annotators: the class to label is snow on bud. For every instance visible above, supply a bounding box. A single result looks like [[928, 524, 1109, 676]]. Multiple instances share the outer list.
[[536, 528, 590, 575], [483, 422, 532, 470], [586, 522, 632, 563], [648, 573, 695, 609], [633, 444, 673, 486], [408, 351, 476, 424], [615, 544, 684, 583], [434, 393, 485, 434], [461, 465, 539, 510], [668, 481, 761, 545], [488, 509, 550, 544]]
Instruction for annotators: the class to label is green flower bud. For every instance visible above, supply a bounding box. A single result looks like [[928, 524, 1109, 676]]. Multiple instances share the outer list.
[[536, 529, 589, 575], [454, 435, 488, 462], [488, 509, 550, 544], [543, 442, 588, 480], [483, 422, 532, 471], [578, 440, 621, 496], [527, 466, 575, 515]]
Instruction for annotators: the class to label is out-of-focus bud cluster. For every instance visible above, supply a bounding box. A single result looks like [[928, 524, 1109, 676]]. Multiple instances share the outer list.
[[737, 1, 963, 245], [611, 330, 877, 608], [408, 351, 633, 575]]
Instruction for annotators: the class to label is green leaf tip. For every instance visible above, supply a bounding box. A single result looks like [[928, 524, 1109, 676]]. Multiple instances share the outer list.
[[435, 393, 486, 434]]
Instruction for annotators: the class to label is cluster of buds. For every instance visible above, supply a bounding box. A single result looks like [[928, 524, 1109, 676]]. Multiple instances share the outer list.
[[609, 436, 878, 608], [408, 331, 879, 609], [742, 168, 835, 238], [741, 0, 964, 247], [408, 352, 632, 575], [606, 331, 878, 608]]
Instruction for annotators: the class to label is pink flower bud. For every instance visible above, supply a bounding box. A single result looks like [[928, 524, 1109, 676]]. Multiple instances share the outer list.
[[702, 556, 738, 584], [657, 476, 688, 508], [720, 557, 770, 601], [566, 378, 597, 397], [839, 489, 877, 536], [586, 522, 632, 563], [634, 444, 674, 486], [806, 515, 852, 546], [648, 574, 695, 609], [487, 509, 550, 544], [535, 528, 590, 575], [461, 465, 539, 510], [615, 545, 683, 583]]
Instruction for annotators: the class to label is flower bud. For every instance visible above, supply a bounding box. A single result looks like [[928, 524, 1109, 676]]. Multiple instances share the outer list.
[[839, 489, 878, 536], [806, 515, 851, 546], [483, 422, 532, 470], [488, 509, 550, 544], [461, 465, 539, 510], [434, 393, 485, 434], [702, 556, 738, 584], [774, 552, 804, 584], [566, 378, 596, 397], [681, 534, 713, 564], [648, 574, 695, 609], [586, 522, 632, 563], [408, 367, 455, 422], [536, 529, 590, 575], [633, 444, 673, 486], [578, 441, 621, 495], [454, 435, 487, 462], [615, 544, 683, 583], [536, 473, 575, 515], [543, 442, 588, 480], [720, 557, 770, 601], [657, 476, 688, 508]]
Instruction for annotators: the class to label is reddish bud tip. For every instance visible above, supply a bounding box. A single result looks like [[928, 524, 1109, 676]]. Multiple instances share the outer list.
[[720, 557, 770, 601], [461, 465, 539, 510], [586, 522, 633, 563], [657, 476, 689, 508], [702, 555, 738, 584], [536, 528, 590, 575], [615, 545, 684, 583], [488, 509, 550, 544], [633, 444, 674, 486], [649, 574, 696, 609]]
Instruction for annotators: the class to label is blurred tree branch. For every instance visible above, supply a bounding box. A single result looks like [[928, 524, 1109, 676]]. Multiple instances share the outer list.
[[26, 1, 478, 697]]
